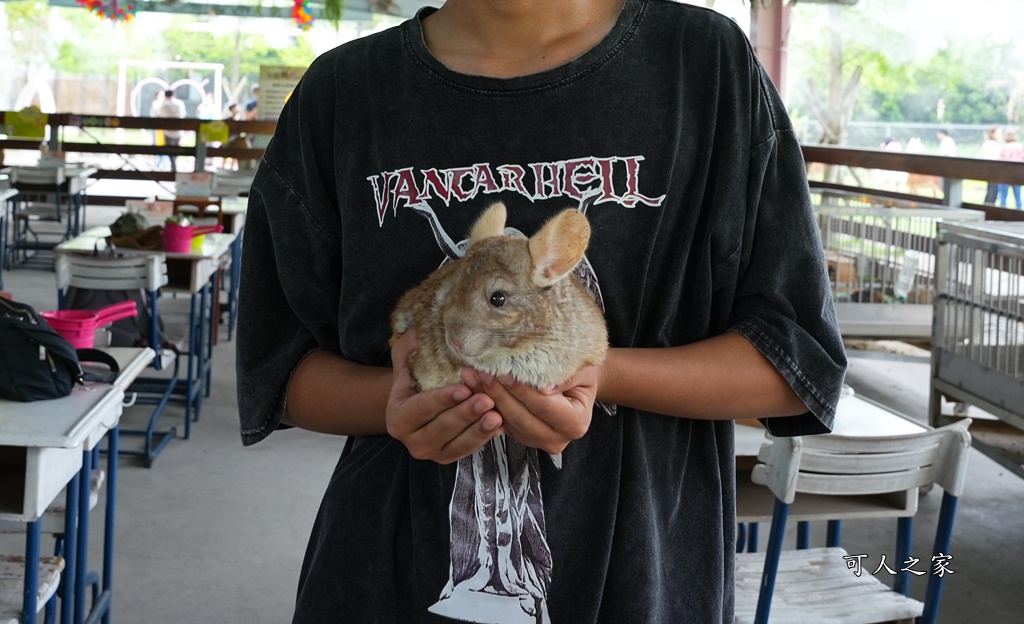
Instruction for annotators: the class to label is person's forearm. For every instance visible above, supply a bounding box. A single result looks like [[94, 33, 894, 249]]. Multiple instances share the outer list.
[[284, 350, 393, 436], [597, 331, 808, 420]]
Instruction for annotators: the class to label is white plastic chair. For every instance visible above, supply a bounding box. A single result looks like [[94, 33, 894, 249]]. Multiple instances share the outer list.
[[0, 555, 64, 624], [56, 253, 180, 467], [0, 467, 105, 624], [735, 419, 972, 624], [211, 168, 255, 197]]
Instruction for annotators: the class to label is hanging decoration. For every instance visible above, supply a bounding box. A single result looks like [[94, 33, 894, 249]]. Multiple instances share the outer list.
[[292, 0, 314, 30], [75, 0, 136, 22]]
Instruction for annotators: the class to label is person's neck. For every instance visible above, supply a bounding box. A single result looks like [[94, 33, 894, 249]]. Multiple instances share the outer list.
[[421, 0, 626, 78]]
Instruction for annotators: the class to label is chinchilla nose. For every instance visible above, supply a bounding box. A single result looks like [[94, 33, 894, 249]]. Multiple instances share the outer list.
[[445, 331, 468, 357]]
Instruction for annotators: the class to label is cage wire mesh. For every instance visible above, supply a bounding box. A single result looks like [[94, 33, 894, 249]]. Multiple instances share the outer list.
[[812, 190, 985, 338], [934, 223, 1024, 403]]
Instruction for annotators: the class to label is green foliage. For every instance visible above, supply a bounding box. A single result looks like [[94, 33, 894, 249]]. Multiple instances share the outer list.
[[787, 0, 1022, 127], [324, 0, 345, 26], [161, 25, 317, 86], [2, 3, 315, 85], [5, 0, 58, 62], [50, 7, 157, 76]]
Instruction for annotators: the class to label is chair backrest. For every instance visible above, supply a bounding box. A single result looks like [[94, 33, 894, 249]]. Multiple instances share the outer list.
[[11, 166, 66, 187], [752, 419, 972, 504], [56, 254, 167, 294], [172, 196, 223, 226], [56, 254, 170, 357], [212, 170, 254, 196]]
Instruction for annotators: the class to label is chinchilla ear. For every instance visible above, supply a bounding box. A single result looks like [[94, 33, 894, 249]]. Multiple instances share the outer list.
[[528, 209, 590, 287], [469, 202, 507, 246]]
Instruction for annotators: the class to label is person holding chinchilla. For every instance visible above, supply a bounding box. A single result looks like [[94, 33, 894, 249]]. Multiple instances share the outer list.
[[235, 0, 847, 622]]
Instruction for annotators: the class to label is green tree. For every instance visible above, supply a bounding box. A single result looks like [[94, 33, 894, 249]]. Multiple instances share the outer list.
[[4, 0, 58, 63], [50, 7, 157, 76], [161, 24, 317, 89], [787, 0, 1022, 132]]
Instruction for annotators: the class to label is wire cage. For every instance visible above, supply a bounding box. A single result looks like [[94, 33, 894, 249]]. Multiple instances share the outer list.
[[929, 221, 1024, 475], [814, 191, 986, 338]]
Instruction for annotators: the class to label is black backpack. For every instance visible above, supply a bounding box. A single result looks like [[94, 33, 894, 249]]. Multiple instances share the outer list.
[[0, 298, 119, 402]]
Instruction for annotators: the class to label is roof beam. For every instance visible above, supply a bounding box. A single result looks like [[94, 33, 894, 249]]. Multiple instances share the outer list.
[[8, 0, 382, 21]]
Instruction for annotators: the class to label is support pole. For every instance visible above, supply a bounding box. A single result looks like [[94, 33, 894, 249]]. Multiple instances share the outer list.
[[750, 0, 792, 98]]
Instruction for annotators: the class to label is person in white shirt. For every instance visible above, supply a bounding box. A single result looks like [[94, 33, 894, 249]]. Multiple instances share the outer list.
[[157, 89, 187, 172], [982, 126, 1002, 204], [937, 128, 957, 157]]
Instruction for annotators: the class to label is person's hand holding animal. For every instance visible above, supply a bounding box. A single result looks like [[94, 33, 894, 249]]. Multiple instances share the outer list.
[[385, 328, 505, 464], [390, 202, 608, 459], [461, 365, 600, 455]]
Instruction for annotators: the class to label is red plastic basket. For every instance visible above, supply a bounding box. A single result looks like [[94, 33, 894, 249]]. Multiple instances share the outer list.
[[40, 301, 138, 349]]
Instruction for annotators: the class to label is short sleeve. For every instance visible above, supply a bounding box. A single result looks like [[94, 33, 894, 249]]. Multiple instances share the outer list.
[[235, 62, 343, 446], [727, 74, 847, 437]]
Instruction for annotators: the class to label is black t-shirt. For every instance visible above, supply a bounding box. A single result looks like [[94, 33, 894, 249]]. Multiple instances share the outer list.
[[235, 1, 846, 622]]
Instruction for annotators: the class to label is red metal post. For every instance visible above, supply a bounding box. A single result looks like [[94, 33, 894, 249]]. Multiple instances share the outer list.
[[749, 0, 792, 98]]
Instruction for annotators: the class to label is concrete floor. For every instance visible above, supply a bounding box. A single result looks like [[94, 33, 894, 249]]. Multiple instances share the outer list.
[[0, 206, 1019, 622]]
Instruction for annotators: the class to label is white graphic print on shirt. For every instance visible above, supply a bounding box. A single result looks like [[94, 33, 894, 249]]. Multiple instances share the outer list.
[[369, 157, 666, 623]]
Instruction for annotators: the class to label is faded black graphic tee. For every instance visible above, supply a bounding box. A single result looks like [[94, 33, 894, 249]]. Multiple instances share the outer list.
[[235, 1, 847, 622]]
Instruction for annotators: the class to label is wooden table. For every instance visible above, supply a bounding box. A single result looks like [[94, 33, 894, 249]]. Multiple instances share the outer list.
[[0, 347, 153, 624]]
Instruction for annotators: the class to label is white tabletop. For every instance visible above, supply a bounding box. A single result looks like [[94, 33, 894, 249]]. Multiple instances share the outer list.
[[0, 188, 17, 202], [62, 166, 98, 179], [83, 347, 155, 393], [55, 226, 235, 261], [735, 389, 928, 457], [0, 385, 124, 449], [0, 348, 153, 449]]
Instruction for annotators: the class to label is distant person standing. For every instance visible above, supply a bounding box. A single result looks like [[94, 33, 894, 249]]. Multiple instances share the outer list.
[[245, 84, 260, 121], [196, 93, 218, 120], [222, 103, 242, 170], [876, 137, 906, 192], [998, 128, 1024, 209], [149, 90, 168, 169], [982, 126, 1002, 205], [157, 89, 187, 173], [935, 129, 957, 193], [937, 128, 957, 157]]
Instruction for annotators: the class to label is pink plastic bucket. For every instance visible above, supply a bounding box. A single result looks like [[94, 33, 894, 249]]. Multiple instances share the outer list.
[[163, 223, 223, 253], [40, 301, 138, 348]]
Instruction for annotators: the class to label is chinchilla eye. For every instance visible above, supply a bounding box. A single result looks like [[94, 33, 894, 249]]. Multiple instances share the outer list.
[[489, 291, 507, 307]]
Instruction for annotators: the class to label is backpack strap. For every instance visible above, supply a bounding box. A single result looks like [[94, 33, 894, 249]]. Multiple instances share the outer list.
[[76, 349, 121, 384]]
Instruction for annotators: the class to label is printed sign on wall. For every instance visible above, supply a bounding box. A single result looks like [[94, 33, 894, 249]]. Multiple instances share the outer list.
[[257, 66, 307, 122], [5, 106, 48, 140]]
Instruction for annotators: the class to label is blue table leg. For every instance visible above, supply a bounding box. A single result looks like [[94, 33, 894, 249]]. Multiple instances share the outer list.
[[184, 292, 197, 437], [74, 449, 93, 624], [87, 424, 119, 622], [826, 520, 842, 548], [894, 516, 913, 595], [60, 473, 80, 624], [228, 233, 242, 340], [204, 278, 214, 398], [194, 282, 209, 417], [25, 520, 41, 624], [797, 521, 811, 549], [0, 213, 6, 290]]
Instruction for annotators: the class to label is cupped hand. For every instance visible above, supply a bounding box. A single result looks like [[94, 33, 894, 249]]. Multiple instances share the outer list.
[[386, 329, 504, 464], [461, 366, 600, 455]]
